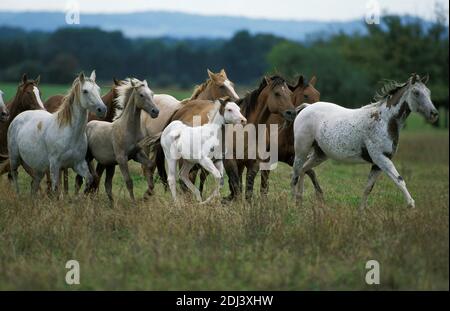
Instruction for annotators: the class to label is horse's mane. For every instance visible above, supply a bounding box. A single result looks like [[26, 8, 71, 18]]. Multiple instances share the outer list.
[[113, 78, 144, 120], [56, 77, 84, 127], [189, 79, 211, 100], [238, 75, 287, 116], [373, 79, 408, 102]]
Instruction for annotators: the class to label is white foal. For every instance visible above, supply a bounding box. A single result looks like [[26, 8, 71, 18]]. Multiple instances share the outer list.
[[161, 98, 246, 203], [292, 74, 438, 209]]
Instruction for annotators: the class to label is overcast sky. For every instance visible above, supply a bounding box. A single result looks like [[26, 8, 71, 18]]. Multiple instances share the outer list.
[[0, 0, 448, 21]]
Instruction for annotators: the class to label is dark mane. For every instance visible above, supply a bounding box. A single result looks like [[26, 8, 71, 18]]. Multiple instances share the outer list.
[[237, 75, 287, 116], [373, 79, 408, 102]]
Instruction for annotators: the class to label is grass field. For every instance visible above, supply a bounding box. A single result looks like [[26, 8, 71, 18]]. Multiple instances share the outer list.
[[0, 83, 448, 290]]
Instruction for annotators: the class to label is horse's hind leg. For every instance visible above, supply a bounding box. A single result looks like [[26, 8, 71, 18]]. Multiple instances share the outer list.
[[260, 170, 270, 196], [360, 165, 382, 210], [245, 161, 259, 201], [305, 169, 324, 201], [198, 168, 208, 196], [133, 149, 154, 198], [31, 171, 45, 197], [63, 169, 69, 194], [166, 159, 178, 202]]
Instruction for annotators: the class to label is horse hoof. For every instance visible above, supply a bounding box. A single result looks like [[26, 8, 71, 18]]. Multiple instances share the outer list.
[[407, 201, 416, 209]]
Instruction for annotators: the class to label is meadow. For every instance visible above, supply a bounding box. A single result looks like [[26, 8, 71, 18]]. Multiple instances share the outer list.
[[0, 83, 448, 290]]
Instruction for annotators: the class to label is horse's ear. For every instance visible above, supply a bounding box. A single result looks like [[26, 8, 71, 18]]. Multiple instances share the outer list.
[[264, 76, 271, 85], [79, 72, 85, 83], [296, 75, 305, 88], [21, 73, 28, 84], [220, 69, 227, 78], [35, 75, 40, 85], [421, 74, 429, 84], [143, 80, 148, 86], [113, 77, 120, 86], [130, 79, 136, 87], [309, 75, 317, 87], [411, 73, 418, 84], [207, 69, 215, 79], [90, 70, 96, 82]]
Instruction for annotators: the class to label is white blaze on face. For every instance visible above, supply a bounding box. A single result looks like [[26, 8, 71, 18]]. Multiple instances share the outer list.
[[33, 86, 45, 110], [224, 80, 239, 100]]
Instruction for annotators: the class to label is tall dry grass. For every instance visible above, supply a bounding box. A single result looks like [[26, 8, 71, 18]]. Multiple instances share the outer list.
[[0, 131, 448, 290]]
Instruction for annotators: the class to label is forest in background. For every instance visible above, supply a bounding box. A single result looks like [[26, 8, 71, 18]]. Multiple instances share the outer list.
[[0, 13, 448, 112]]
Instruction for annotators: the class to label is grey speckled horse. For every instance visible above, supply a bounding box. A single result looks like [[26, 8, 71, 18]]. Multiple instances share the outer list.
[[292, 74, 438, 209]]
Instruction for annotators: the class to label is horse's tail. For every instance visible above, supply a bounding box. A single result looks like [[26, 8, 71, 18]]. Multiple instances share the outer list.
[[296, 103, 310, 114]]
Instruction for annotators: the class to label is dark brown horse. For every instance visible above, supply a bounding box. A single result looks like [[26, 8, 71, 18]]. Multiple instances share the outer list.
[[259, 75, 323, 198], [0, 74, 45, 176], [224, 75, 297, 201], [44, 79, 122, 193]]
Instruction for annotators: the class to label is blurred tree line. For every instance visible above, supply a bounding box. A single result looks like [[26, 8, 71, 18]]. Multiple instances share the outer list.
[[0, 12, 448, 117]]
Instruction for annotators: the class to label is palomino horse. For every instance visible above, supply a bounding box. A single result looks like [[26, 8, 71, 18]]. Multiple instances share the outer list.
[[81, 78, 159, 202], [139, 68, 240, 194], [259, 75, 323, 197], [161, 98, 246, 203], [7, 71, 107, 195], [224, 75, 297, 201], [44, 78, 123, 193], [0, 74, 45, 177], [0, 89, 9, 122], [292, 73, 439, 209]]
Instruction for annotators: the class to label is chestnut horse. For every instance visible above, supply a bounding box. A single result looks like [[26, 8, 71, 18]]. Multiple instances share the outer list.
[[44, 79, 122, 193], [259, 75, 323, 198], [0, 74, 45, 177]]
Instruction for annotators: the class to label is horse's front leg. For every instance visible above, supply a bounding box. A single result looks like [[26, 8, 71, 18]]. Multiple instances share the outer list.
[[370, 153, 415, 208], [260, 170, 270, 196], [73, 160, 94, 193], [224, 159, 241, 201], [49, 161, 61, 198], [199, 158, 223, 204], [360, 165, 382, 210], [116, 155, 135, 201]]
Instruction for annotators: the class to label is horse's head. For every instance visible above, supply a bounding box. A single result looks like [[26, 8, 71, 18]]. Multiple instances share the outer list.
[[207, 69, 240, 101], [218, 97, 247, 125], [290, 75, 320, 106], [0, 89, 9, 122], [16, 74, 45, 112], [405, 73, 438, 123], [131, 78, 159, 119], [78, 70, 107, 118], [261, 76, 295, 121]]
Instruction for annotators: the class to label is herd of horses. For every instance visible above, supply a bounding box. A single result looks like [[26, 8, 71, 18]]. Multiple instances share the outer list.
[[0, 69, 438, 209]]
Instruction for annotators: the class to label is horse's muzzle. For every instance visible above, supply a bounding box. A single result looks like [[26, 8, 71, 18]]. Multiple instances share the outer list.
[[0, 111, 9, 122], [150, 108, 159, 119], [95, 106, 107, 118], [428, 109, 439, 124], [282, 109, 296, 122]]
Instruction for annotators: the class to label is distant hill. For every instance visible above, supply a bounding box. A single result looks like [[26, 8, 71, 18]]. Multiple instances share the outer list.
[[0, 10, 370, 41]]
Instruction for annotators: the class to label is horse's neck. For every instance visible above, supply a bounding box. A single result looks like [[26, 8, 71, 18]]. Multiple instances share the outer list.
[[59, 99, 89, 139], [252, 95, 271, 126], [209, 108, 224, 127], [116, 97, 141, 138], [196, 82, 213, 100], [102, 89, 115, 122], [378, 91, 411, 127], [7, 93, 25, 120]]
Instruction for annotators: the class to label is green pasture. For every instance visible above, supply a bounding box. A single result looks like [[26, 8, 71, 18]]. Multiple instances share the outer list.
[[0, 83, 448, 290]]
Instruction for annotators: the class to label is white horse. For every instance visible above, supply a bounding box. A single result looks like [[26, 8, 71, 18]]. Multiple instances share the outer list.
[[161, 98, 247, 203], [292, 74, 438, 209], [8, 71, 107, 195], [0, 89, 9, 122]]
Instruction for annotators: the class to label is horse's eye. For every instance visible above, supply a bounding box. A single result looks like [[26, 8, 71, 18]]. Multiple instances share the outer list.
[[83, 90, 88, 94], [413, 91, 420, 97], [228, 109, 232, 112], [140, 94, 144, 97], [275, 92, 281, 97], [220, 85, 226, 89], [304, 94, 309, 99]]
